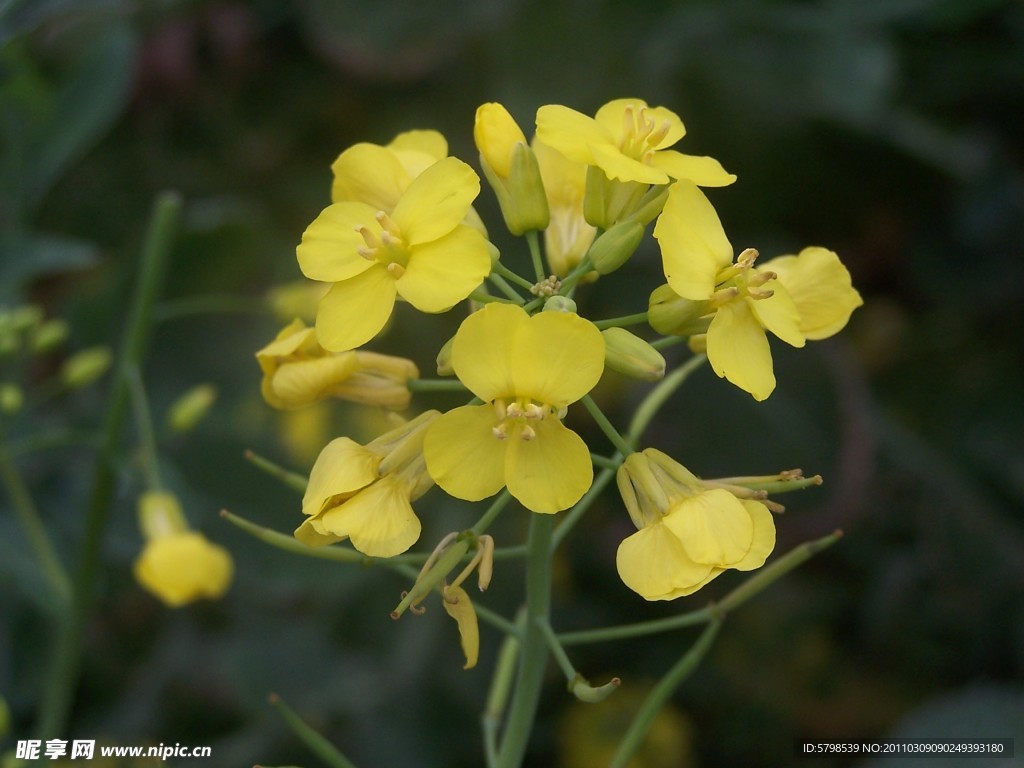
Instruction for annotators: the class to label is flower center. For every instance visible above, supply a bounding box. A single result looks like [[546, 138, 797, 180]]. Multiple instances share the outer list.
[[712, 248, 776, 306], [618, 104, 672, 163], [490, 397, 552, 442], [356, 211, 412, 277]]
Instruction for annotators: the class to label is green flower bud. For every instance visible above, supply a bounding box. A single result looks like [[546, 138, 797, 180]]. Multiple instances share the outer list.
[[0, 384, 23, 414], [543, 296, 577, 314], [60, 346, 113, 389], [589, 221, 644, 275], [648, 283, 712, 336], [166, 384, 218, 434], [31, 318, 70, 352], [436, 335, 455, 376], [601, 328, 665, 381]]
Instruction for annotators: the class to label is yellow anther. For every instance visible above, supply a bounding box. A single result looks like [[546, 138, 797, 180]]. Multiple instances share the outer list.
[[520, 425, 536, 441], [506, 402, 525, 418], [524, 403, 545, 420], [492, 423, 508, 440], [387, 262, 406, 278], [748, 287, 774, 300], [737, 247, 759, 268]]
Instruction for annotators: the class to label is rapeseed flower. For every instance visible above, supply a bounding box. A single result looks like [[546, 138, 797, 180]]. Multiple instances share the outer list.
[[298, 157, 493, 351], [423, 303, 604, 513]]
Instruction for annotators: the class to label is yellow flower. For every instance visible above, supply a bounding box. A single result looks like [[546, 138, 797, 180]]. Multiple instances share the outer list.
[[423, 303, 604, 513], [474, 102, 549, 234], [536, 98, 735, 228], [133, 492, 233, 608], [653, 182, 862, 400], [615, 450, 775, 601], [295, 410, 438, 557], [533, 138, 596, 277], [257, 318, 419, 410], [297, 157, 493, 351]]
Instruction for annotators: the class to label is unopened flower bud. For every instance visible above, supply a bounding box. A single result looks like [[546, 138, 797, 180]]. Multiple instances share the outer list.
[[60, 346, 113, 389], [0, 383, 23, 414], [166, 383, 218, 434], [543, 295, 577, 314], [436, 336, 455, 376], [601, 328, 665, 381], [31, 318, 69, 352], [589, 221, 644, 275], [648, 284, 712, 336]]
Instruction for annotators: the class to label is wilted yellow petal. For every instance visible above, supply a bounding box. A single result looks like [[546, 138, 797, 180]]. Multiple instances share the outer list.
[[616, 523, 712, 601], [134, 532, 233, 608], [731, 500, 776, 571], [442, 584, 480, 669], [317, 475, 421, 558]]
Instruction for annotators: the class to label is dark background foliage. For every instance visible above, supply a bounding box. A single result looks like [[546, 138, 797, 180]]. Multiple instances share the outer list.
[[2, 0, 1022, 766]]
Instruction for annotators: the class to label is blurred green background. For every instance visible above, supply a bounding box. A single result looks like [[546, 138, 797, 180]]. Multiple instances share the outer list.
[[2, 0, 1023, 766]]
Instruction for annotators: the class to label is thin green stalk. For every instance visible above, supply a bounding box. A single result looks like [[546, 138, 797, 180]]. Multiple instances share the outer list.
[[483, 630, 521, 768], [609, 618, 721, 768], [594, 312, 649, 330], [526, 230, 545, 283], [469, 289, 516, 305], [406, 378, 470, 393], [495, 514, 553, 768], [558, 255, 593, 295], [493, 261, 536, 292], [589, 452, 622, 471], [269, 693, 359, 768], [244, 449, 308, 493], [0, 424, 71, 603], [581, 395, 633, 457], [488, 272, 528, 304], [649, 335, 685, 351], [471, 489, 513, 535], [36, 192, 182, 738], [125, 365, 162, 491], [627, 354, 706, 443], [558, 607, 713, 646]]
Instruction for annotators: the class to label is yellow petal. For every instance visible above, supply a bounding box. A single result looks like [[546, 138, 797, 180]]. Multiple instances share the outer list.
[[654, 182, 733, 300], [749, 279, 805, 348], [511, 310, 605, 407], [443, 584, 480, 669], [388, 129, 449, 174], [134, 532, 233, 607], [265, 354, 360, 410], [616, 522, 712, 601], [594, 98, 686, 149], [317, 475, 421, 558], [397, 225, 491, 312], [662, 489, 754, 566], [535, 104, 611, 165], [315, 265, 397, 351], [589, 142, 669, 184], [451, 304, 522, 401], [424, 404, 508, 502], [297, 202, 379, 283], [505, 418, 593, 513], [731, 500, 776, 571], [706, 299, 776, 401], [302, 437, 380, 517], [391, 157, 480, 246], [293, 516, 344, 547], [331, 143, 411, 209], [649, 151, 736, 187], [764, 246, 863, 340]]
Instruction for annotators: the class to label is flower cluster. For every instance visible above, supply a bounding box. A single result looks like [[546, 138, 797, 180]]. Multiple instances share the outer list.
[[258, 97, 862, 610]]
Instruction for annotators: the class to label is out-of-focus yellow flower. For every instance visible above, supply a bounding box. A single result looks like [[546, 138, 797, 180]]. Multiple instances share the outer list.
[[266, 280, 330, 323], [653, 182, 861, 400], [615, 449, 775, 601], [297, 157, 493, 351], [257, 318, 418, 410], [133, 491, 232, 608], [423, 303, 604, 513], [536, 98, 735, 228], [474, 102, 549, 234], [296, 410, 438, 557], [533, 138, 596, 277]]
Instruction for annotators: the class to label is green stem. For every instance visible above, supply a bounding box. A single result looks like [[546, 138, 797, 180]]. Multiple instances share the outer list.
[[125, 365, 162, 491], [594, 312, 649, 330], [609, 619, 721, 768], [483, 628, 521, 768], [469, 289, 516, 305], [244, 449, 308, 493], [526, 230, 545, 284], [495, 514, 553, 768], [649, 335, 686, 351], [558, 255, 593, 295], [581, 395, 633, 457], [269, 693, 358, 768], [36, 191, 181, 738], [154, 294, 268, 323], [487, 273, 528, 305], [0, 423, 71, 603], [589, 452, 622, 471], [493, 261, 536, 292], [627, 354, 706, 443], [406, 378, 470, 393], [471, 489, 513, 535]]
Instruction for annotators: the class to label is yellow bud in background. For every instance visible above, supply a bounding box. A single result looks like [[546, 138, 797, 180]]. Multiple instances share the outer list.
[[60, 346, 113, 389], [166, 383, 218, 434], [601, 328, 665, 381], [137, 490, 188, 540], [589, 221, 644, 275], [266, 280, 329, 323], [0, 384, 23, 414]]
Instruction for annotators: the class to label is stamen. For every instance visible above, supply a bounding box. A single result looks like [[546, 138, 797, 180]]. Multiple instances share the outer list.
[[524, 403, 545, 420], [506, 402, 525, 418], [492, 423, 508, 440], [387, 262, 406, 278], [747, 287, 774, 300], [519, 425, 536, 441], [737, 247, 759, 268], [646, 118, 671, 148]]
